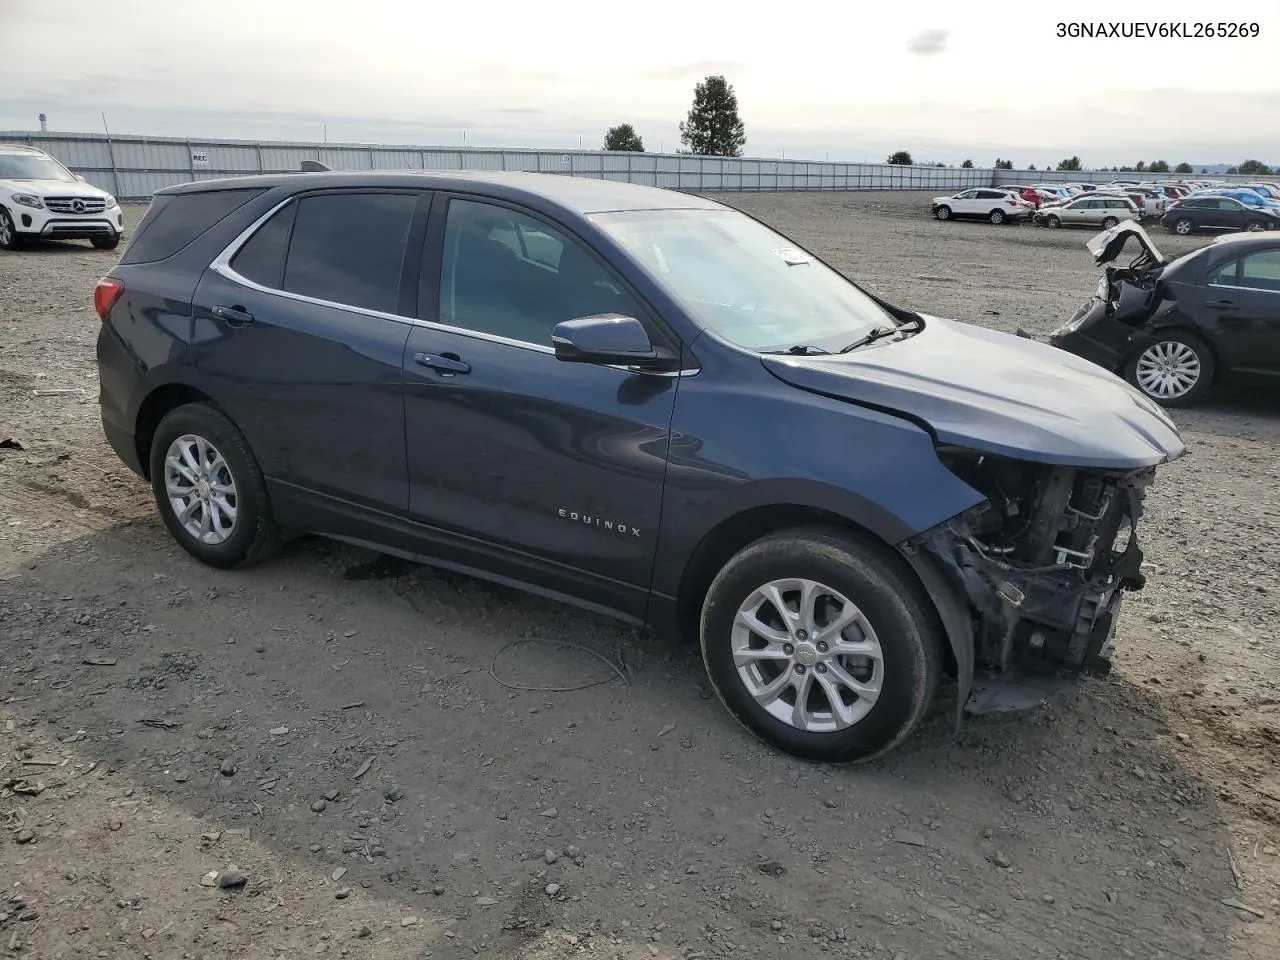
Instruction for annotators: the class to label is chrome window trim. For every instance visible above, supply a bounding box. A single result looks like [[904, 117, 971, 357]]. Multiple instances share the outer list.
[[208, 194, 697, 377]]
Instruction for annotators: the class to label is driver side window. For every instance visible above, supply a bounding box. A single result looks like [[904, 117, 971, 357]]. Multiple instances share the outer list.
[[437, 198, 644, 347]]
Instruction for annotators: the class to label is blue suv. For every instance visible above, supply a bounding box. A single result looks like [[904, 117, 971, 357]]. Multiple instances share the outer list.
[[94, 171, 1185, 762]]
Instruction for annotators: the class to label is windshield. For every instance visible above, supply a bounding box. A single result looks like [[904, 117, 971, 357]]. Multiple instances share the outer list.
[[0, 153, 76, 181], [589, 207, 896, 352]]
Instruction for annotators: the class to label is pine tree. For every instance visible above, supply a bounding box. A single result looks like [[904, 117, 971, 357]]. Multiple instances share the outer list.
[[679, 76, 746, 157]]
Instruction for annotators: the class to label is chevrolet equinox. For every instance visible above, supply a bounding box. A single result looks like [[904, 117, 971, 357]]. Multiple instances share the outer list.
[[94, 171, 1186, 762]]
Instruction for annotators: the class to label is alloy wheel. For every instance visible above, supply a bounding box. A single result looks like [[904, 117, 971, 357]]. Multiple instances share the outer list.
[[730, 577, 884, 733], [1135, 341, 1201, 400], [0, 213, 13, 247], [1174, 219, 1193, 235], [163, 434, 239, 544]]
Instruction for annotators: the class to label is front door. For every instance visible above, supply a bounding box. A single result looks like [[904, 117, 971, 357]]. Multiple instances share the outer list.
[[1205, 247, 1280, 375], [400, 195, 681, 619], [192, 189, 428, 515]]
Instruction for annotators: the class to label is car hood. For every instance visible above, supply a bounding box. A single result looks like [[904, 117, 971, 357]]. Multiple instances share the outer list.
[[760, 316, 1185, 469], [0, 177, 110, 198], [1088, 221, 1164, 267]]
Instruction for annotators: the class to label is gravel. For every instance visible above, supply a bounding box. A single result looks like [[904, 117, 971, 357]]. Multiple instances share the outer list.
[[1, 194, 1278, 959]]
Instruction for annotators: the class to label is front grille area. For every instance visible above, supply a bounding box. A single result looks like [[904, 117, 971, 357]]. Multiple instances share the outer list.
[[43, 196, 107, 215]]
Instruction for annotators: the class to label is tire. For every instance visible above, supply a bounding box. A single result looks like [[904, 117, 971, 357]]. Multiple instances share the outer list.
[[1124, 331, 1214, 408], [1101, 216, 1119, 229], [1246, 220, 1267, 232], [92, 233, 121, 250], [1172, 218, 1195, 235], [0, 208, 24, 251], [934, 205, 952, 221], [148, 403, 283, 568], [699, 527, 943, 764], [989, 209, 1006, 225], [1045, 215, 1060, 229]]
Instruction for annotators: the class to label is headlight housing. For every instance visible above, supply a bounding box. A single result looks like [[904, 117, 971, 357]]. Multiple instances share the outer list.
[[11, 193, 44, 209], [104, 194, 119, 209]]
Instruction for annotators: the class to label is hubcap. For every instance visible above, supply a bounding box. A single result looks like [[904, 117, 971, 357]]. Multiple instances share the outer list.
[[730, 578, 884, 734], [163, 434, 238, 545], [0, 215, 11, 245], [1176, 220, 1192, 234], [1136, 341, 1200, 399], [1248, 222, 1264, 232]]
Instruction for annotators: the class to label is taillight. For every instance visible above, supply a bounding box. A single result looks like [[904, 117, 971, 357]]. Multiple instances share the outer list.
[[94, 277, 124, 320]]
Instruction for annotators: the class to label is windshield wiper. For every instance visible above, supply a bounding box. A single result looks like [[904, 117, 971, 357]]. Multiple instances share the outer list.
[[775, 344, 831, 356], [838, 326, 899, 353], [839, 316, 923, 353]]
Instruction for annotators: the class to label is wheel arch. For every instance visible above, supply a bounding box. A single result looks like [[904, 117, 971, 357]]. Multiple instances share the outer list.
[[672, 503, 957, 677], [133, 382, 226, 479]]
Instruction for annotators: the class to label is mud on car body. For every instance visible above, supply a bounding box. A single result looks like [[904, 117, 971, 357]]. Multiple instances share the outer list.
[[94, 170, 1185, 764]]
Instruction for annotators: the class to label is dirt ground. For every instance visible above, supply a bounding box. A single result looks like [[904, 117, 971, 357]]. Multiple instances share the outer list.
[[2, 191, 1278, 960]]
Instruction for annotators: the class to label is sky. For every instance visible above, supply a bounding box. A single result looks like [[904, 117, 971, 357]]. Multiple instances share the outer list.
[[1, 0, 1278, 168]]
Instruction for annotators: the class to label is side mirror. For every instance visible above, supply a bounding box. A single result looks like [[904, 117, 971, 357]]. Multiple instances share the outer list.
[[552, 315, 672, 369]]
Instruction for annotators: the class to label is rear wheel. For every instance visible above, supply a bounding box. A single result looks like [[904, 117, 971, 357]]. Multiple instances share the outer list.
[[1101, 216, 1119, 229], [699, 528, 943, 763], [934, 205, 952, 221], [1125, 331, 1214, 407], [1172, 218, 1195, 235], [149, 403, 283, 568], [989, 209, 1006, 225], [0, 208, 24, 250]]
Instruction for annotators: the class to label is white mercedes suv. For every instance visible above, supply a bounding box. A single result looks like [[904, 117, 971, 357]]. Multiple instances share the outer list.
[[0, 143, 124, 251]]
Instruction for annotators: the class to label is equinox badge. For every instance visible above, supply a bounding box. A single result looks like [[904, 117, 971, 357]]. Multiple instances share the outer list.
[[558, 508, 640, 537]]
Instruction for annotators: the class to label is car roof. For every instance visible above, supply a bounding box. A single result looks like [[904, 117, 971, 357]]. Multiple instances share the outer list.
[[154, 170, 727, 215], [0, 143, 47, 155], [1210, 232, 1280, 248]]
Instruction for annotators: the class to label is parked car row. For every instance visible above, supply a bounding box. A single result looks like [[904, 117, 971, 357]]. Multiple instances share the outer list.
[[933, 178, 1280, 237]]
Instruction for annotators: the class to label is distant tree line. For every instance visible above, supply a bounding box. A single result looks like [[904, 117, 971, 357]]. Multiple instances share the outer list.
[[605, 89, 1274, 175]]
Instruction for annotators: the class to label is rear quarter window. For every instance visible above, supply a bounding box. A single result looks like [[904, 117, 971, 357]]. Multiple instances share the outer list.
[[120, 188, 266, 265]]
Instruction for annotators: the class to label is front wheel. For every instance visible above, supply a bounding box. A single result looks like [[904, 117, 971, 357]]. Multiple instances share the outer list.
[[934, 205, 952, 221], [1044, 215, 1061, 229], [0, 208, 24, 250], [1125, 332, 1214, 407], [989, 209, 1006, 225], [699, 528, 943, 763], [92, 233, 121, 250], [1172, 218, 1195, 235], [149, 403, 283, 568]]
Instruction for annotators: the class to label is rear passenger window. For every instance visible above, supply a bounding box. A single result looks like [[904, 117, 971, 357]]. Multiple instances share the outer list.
[[120, 188, 266, 265], [1239, 250, 1280, 291], [231, 202, 296, 288], [282, 193, 418, 314]]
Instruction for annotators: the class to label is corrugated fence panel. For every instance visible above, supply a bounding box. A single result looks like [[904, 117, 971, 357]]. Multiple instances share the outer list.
[[3, 131, 1261, 200]]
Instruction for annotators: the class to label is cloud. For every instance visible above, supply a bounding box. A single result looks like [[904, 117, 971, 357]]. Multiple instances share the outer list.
[[906, 29, 948, 56]]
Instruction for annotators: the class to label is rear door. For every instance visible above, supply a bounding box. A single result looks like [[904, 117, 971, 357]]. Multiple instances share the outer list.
[[399, 194, 682, 619], [192, 188, 429, 516], [1204, 247, 1280, 374]]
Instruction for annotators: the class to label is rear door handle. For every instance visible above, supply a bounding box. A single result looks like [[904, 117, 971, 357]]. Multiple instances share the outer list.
[[213, 304, 255, 326], [1205, 300, 1238, 311], [414, 352, 470, 375]]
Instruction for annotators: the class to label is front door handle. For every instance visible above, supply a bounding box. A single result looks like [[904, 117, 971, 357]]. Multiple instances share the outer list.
[[213, 304, 255, 326], [414, 352, 470, 375], [1205, 300, 1238, 311]]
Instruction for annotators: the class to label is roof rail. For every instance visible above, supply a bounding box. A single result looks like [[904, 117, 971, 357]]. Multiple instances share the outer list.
[[300, 160, 332, 172]]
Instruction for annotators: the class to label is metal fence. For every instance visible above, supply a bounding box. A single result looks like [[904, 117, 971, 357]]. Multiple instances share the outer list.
[[0, 130, 1264, 200]]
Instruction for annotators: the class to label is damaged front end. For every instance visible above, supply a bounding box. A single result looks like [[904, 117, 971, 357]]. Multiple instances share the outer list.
[[905, 446, 1154, 717]]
